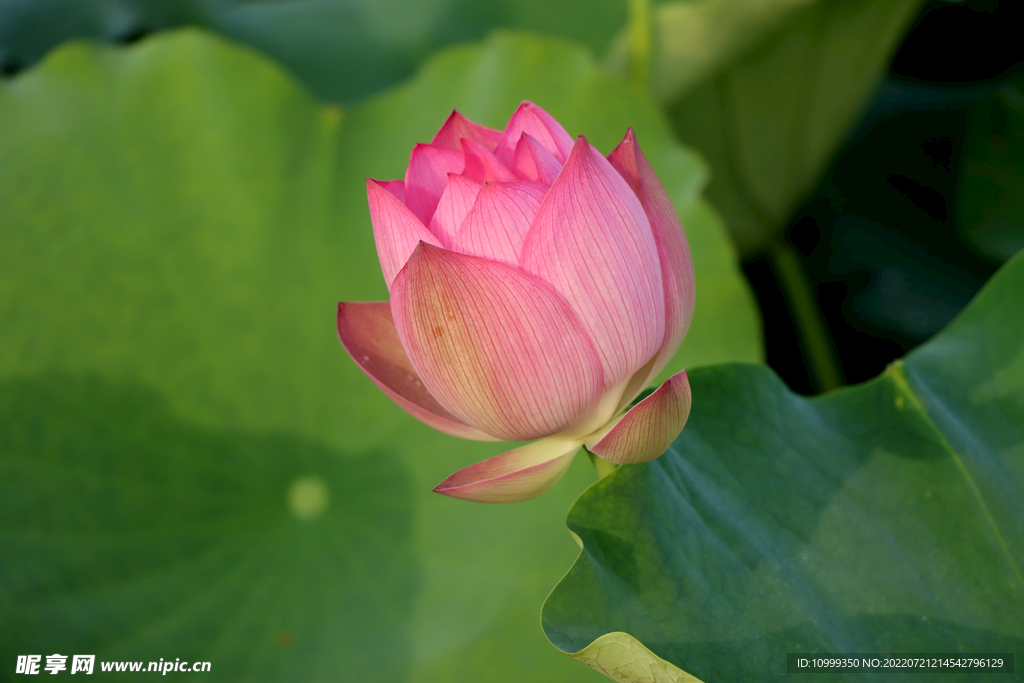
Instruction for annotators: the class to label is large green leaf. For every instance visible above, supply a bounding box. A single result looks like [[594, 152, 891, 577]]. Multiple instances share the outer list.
[[957, 77, 1024, 264], [0, 0, 630, 103], [0, 29, 758, 681], [610, 0, 924, 250], [0, 375, 417, 681], [543, 251, 1024, 681]]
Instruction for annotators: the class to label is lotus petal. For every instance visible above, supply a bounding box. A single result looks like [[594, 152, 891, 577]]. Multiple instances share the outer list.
[[520, 136, 665, 390], [391, 242, 604, 441], [495, 101, 574, 167], [337, 301, 498, 441], [429, 173, 482, 248], [587, 370, 691, 464], [451, 181, 547, 267], [366, 178, 440, 289], [433, 437, 582, 503], [431, 109, 502, 151], [404, 143, 464, 225], [512, 132, 563, 184], [377, 179, 406, 202], [608, 128, 695, 382], [461, 138, 517, 184]]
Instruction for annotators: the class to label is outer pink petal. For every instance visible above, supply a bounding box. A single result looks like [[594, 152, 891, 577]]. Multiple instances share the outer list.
[[495, 101, 575, 167], [404, 143, 464, 225], [520, 136, 665, 390], [512, 133, 563, 184], [431, 109, 503, 152], [433, 437, 581, 503], [337, 301, 499, 442], [450, 181, 548, 267], [391, 242, 604, 442], [588, 370, 691, 464], [367, 178, 441, 290], [461, 138, 517, 183], [608, 128, 695, 381], [429, 173, 482, 248], [378, 179, 406, 202]]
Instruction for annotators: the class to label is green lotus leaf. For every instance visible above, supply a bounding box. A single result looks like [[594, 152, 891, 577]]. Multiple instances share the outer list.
[[609, 0, 925, 250], [543, 250, 1024, 681], [0, 0, 630, 103]]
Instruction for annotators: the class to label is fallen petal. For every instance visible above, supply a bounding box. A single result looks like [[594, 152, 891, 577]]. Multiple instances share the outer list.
[[588, 369, 691, 464], [338, 301, 499, 441], [450, 180, 547, 267], [391, 242, 604, 441], [405, 143, 464, 225], [520, 136, 665, 390], [434, 437, 582, 503], [431, 109, 503, 151], [367, 178, 441, 290]]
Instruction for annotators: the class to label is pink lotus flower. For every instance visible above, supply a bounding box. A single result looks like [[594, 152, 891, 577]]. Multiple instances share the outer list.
[[338, 102, 694, 503]]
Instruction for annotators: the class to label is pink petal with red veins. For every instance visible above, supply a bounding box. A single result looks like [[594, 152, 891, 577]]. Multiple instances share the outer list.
[[588, 370, 691, 464], [404, 143, 464, 225], [520, 136, 665, 390], [429, 174, 482, 248], [337, 301, 498, 442], [495, 101, 575, 167], [433, 437, 582, 503], [377, 179, 406, 202], [461, 138, 517, 184], [450, 181, 548, 267], [608, 129, 696, 386], [512, 133, 563, 184], [431, 110, 503, 152], [391, 243, 604, 442], [367, 178, 441, 290]]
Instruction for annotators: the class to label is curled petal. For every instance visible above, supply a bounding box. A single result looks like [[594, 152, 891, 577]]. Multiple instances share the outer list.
[[587, 370, 691, 464], [429, 173, 482, 248], [608, 128, 695, 382], [405, 143, 464, 225], [520, 136, 665, 390], [461, 138, 517, 184], [337, 302, 498, 441], [391, 243, 604, 442], [495, 101, 575, 167], [450, 181, 548, 267], [367, 178, 440, 290], [512, 132, 563, 184], [434, 437, 582, 503], [431, 110, 502, 151]]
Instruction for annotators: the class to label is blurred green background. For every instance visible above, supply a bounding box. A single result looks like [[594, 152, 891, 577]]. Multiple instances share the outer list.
[[1, 0, 1021, 681]]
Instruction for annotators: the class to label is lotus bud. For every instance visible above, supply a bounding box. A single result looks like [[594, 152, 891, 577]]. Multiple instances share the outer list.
[[338, 102, 694, 503]]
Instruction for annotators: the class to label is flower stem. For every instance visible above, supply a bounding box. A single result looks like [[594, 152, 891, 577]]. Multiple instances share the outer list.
[[628, 0, 652, 92], [587, 447, 619, 479], [770, 240, 842, 392]]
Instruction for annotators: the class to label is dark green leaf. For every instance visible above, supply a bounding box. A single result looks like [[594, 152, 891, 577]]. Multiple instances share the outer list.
[[0, 0, 630, 103], [0, 29, 758, 681], [543, 251, 1024, 681], [616, 0, 924, 250], [957, 77, 1024, 263]]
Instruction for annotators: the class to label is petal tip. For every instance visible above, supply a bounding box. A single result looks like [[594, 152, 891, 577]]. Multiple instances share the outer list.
[[589, 368, 691, 465], [431, 439, 581, 503]]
